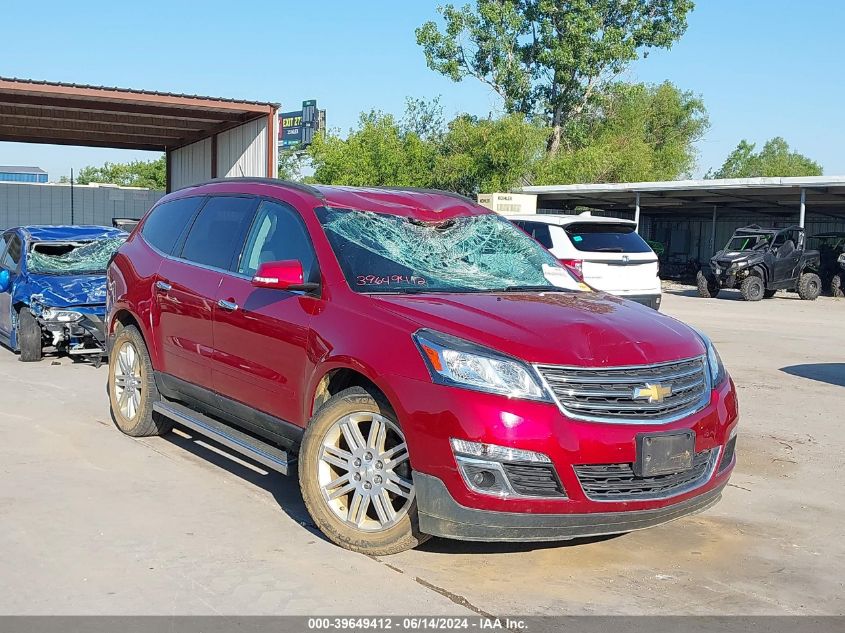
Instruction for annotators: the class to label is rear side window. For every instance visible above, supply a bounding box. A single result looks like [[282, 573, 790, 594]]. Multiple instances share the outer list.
[[179, 196, 257, 270], [513, 221, 553, 249], [564, 222, 652, 253], [237, 200, 317, 279], [141, 197, 205, 255], [1, 234, 22, 270]]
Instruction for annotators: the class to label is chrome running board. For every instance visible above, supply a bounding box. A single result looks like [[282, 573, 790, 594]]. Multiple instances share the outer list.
[[153, 400, 293, 475]]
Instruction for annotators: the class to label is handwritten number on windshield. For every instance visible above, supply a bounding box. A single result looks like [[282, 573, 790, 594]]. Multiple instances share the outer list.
[[357, 275, 427, 286]]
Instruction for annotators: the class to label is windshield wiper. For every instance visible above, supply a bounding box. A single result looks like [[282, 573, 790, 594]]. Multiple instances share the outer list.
[[365, 286, 435, 295], [498, 285, 569, 293], [595, 247, 624, 252]]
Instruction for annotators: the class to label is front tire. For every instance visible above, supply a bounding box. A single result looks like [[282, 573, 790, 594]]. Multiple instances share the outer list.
[[108, 325, 171, 437], [697, 271, 720, 298], [298, 386, 429, 555], [18, 308, 43, 362], [740, 276, 764, 301], [797, 272, 821, 301], [831, 274, 843, 298]]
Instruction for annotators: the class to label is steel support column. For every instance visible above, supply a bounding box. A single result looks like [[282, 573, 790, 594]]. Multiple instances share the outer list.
[[634, 192, 641, 232], [799, 188, 806, 227], [711, 205, 717, 254]]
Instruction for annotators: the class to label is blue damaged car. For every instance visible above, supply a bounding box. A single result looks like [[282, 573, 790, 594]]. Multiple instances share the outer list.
[[0, 225, 127, 363]]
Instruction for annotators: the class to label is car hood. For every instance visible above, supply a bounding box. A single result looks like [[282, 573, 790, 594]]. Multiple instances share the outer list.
[[711, 250, 763, 265], [15, 273, 107, 308], [372, 290, 704, 366]]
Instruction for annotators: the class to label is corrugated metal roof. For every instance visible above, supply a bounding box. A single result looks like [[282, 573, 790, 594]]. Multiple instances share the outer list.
[[0, 76, 280, 153], [0, 76, 280, 108], [0, 166, 47, 174], [518, 176, 845, 216], [520, 176, 845, 195]]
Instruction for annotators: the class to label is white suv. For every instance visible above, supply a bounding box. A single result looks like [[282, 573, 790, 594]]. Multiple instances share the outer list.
[[508, 212, 662, 309]]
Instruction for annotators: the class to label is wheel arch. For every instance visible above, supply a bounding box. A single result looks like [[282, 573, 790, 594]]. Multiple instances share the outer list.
[[108, 306, 160, 365], [750, 264, 768, 284], [307, 362, 399, 423]]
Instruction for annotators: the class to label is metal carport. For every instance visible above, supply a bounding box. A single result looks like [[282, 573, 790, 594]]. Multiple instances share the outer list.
[[520, 177, 845, 267], [0, 77, 279, 192]]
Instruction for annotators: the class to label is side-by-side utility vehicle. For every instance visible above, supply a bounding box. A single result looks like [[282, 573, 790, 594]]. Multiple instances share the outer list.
[[697, 225, 821, 301], [809, 232, 845, 297], [107, 180, 738, 555]]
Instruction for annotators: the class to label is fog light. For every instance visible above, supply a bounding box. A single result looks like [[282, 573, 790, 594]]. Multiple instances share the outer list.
[[471, 470, 496, 488], [456, 456, 509, 496]]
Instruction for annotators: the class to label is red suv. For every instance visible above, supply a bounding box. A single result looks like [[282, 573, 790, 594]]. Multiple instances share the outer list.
[[106, 179, 738, 555]]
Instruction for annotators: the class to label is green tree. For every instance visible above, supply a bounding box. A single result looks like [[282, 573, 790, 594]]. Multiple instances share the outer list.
[[416, 0, 695, 155], [534, 81, 708, 184], [73, 156, 166, 189], [307, 108, 440, 188], [307, 99, 545, 196], [435, 113, 546, 194], [708, 137, 822, 178], [278, 149, 305, 180]]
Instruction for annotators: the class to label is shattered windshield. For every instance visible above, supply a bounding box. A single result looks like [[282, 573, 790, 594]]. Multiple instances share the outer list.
[[726, 234, 771, 252], [28, 237, 126, 275], [316, 207, 584, 293]]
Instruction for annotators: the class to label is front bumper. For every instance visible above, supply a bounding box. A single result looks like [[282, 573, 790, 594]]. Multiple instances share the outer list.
[[37, 308, 107, 353], [415, 472, 726, 541], [386, 372, 738, 540]]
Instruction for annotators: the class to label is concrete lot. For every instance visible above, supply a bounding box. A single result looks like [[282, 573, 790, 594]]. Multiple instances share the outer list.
[[0, 289, 843, 615]]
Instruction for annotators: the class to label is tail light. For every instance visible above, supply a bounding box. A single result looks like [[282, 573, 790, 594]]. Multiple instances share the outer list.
[[559, 259, 583, 281]]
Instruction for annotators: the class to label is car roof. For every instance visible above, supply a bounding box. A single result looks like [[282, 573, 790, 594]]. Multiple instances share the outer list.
[[15, 225, 126, 242], [506, 213, 635, 226], [174, 179, 488, 222]]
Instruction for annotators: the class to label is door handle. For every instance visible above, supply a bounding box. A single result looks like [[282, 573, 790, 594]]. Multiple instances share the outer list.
[[155, 280, 172, 292], [217, 299, 239, 312]]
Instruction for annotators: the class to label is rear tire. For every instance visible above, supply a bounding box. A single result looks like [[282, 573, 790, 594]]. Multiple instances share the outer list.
[[17, 309, 43, 362], [740, 276, 764, 301], [299, 386, 430, 555], [797, 272, 821, 301], [697, 271, 720, 298], [108, 325, 171, 437], [763, 289, 777, 299], [831, 274, 843, 298]]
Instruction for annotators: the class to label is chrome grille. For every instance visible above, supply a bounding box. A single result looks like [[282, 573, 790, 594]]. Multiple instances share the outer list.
[[537, 356, 709, 423], [574, 449, 717, 501]]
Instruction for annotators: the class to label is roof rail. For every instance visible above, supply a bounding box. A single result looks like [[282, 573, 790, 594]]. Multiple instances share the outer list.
[[189, 177, 325, 200], [377, 185, 477, 205]]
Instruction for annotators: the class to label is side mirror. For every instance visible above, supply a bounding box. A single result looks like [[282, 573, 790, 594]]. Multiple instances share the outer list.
[[252, 260, 319, 292], [0, 269, 10, 294]]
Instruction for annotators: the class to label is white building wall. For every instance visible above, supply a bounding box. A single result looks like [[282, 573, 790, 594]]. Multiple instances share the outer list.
[[217, 117, 269, 179], [170, 137, 212, 191]]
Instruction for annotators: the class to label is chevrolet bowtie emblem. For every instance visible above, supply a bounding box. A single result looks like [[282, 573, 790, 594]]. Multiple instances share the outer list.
[[633, 382, 672, 403]]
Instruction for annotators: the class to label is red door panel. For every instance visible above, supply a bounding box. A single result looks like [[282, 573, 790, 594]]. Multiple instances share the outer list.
[[152, 258, 221, 387], [212, 274, 315, 426]]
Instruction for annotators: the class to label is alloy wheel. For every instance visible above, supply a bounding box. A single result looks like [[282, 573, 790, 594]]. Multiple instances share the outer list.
[[317, 412, 414, 532], [113, 341, 143, 420]]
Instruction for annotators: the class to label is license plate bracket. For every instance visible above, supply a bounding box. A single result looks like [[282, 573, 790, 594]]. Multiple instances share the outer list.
[[635, 431, 695, 477]]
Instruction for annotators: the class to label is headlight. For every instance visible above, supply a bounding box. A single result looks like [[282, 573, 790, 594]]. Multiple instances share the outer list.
[[692, 328, 726, 386], [41, 308, 83, 322], [838, 253, 845, 264], [414, 329, 549, 401]]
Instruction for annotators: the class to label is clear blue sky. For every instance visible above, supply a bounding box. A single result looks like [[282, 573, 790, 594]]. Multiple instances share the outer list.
[[1, 0, 843, 181]]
